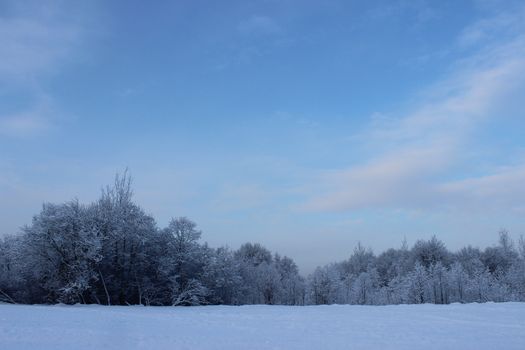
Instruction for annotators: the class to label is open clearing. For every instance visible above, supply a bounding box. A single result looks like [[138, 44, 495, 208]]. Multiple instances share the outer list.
[[1, 302, 524, 349]]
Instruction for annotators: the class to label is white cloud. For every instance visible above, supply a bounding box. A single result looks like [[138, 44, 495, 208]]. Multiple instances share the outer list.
[[301, 7, 525, 214], [301, 144, 454, 211], [0, 97, 54, 137], [0, 1, 82, 82], [0, 113, 50, 137], [457, 7, 525, 48], [439, 165, 525, 212]]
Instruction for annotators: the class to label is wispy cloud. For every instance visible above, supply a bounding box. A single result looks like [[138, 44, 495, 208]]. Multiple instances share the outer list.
[[439, 164, 525, 213], [301, 7, 525, 214], [0, 1, 83, 82], [0, 93, 54, 137], [457, 6, 525, 48], [0, 111, 51, 138], [0, 0, 92, 137]]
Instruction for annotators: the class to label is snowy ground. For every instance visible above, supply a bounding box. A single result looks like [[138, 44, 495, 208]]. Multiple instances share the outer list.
[[1, 302, 524, 350]]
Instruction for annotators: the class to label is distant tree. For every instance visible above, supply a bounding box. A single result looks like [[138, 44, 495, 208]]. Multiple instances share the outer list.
[[342, 242, 375, 277], [0, 235, 25, 304], [467, 266, 495, 302], [505, 260, 525, 301], [2, 172, 525, 307], [481, 248, 515, 276], [235, 243, 272, 266], [201, 246, 242, 305], [406, 262, 429, 304], [518, 235, 525, 260], [306, 265, 341, 305], [351, 268, 380, 305], [447, 262, 469, 303], [411, 236, 450, 269], [454, 246, 482, 276], [429, 262, 449, 304], [160, 217, 206, 306], [274, 254, 305, 305], [234, 243, 276, 304], [384, 275, 408, 304], [376, 246, 410, 286]]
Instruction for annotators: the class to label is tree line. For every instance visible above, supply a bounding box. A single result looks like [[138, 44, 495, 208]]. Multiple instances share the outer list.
[[1, 173, 524, 306]]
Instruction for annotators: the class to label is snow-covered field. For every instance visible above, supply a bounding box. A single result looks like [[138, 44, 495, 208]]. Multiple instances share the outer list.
[[1, 302, 524, 350]]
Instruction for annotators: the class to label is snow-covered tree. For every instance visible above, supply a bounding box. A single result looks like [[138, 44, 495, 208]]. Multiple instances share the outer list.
[[411, 236, 450, 268], [201, 246, 242, 305], [447, 262, 469, 303], [93, 172, 158, 305], [306, 265, 341, 305], [274, 254, 305, 305], [341, 242, 375, 277], [21, 200, 102, 304], [428, 262, 449, 304], [2, 172, 524, 307], [0, 235, 26, 304], [406, 262, 429, 304], [159, 217, 207, 306], [350, 268, 380, 305]]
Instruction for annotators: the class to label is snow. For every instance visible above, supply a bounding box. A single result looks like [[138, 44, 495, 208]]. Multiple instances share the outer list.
[[1, 302, 524, 350]]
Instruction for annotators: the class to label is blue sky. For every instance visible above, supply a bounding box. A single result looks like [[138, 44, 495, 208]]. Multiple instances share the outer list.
[[1, 0, 525, 272]]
